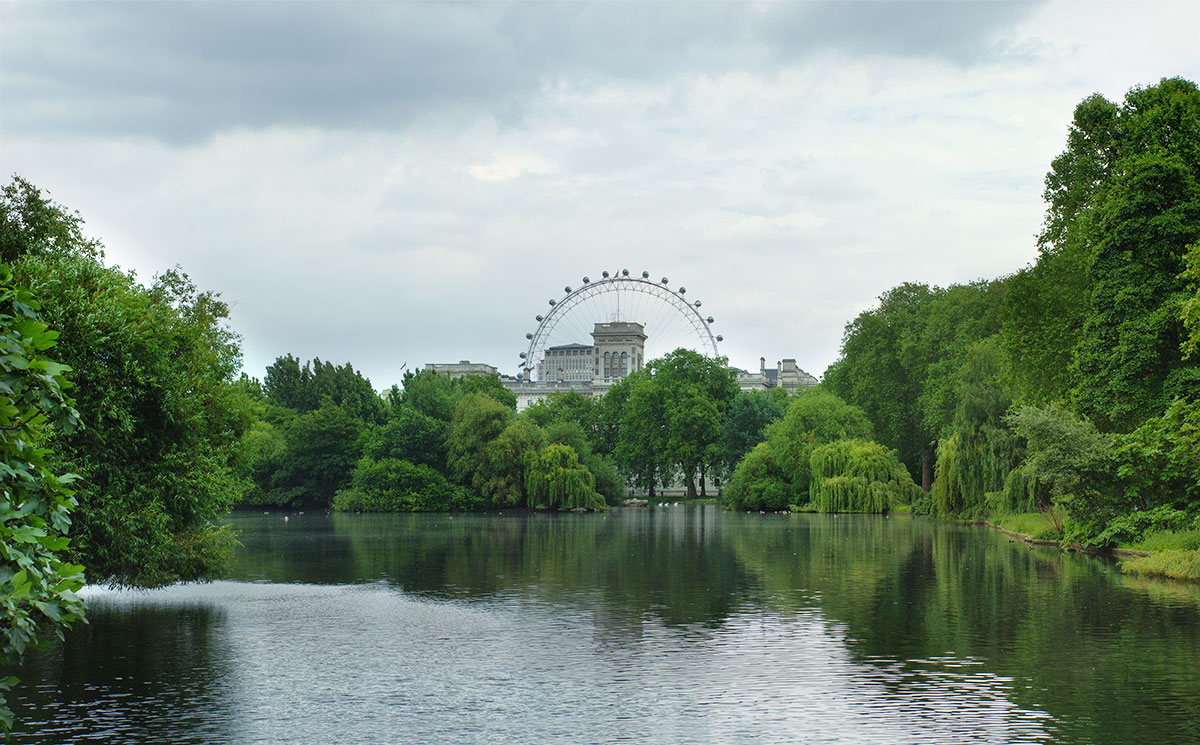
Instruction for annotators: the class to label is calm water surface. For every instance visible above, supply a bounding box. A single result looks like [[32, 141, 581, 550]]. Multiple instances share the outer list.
[[9, 507, 1200, 744]]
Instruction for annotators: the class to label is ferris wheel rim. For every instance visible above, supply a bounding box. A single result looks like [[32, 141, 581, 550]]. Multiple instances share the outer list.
[[522, 273, 720, 380]]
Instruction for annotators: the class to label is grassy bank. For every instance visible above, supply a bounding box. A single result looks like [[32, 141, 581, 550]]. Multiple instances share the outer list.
[[982, 512, 1200, 582]]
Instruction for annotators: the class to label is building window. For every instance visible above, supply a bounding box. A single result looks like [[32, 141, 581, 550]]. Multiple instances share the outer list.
[[620, 352, 628, 377]]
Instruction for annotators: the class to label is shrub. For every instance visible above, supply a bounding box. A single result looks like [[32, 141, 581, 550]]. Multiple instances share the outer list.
[[333, 457, 476, 512], [724, 441, 792, 511]]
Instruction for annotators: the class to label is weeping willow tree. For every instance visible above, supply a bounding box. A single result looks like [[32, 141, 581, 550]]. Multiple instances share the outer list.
[[808, 439, 919, 513], [931, 339, 1024, 517], [525, 444, 606, 511]]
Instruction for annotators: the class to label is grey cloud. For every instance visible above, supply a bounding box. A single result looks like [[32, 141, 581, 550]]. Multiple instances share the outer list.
[[2, 1, 1044, 143]]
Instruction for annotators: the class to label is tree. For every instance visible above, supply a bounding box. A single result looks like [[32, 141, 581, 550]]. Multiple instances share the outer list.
[[808, 439, 919, 513], [715, 389, 788, 479], [525, 444, 605, 510], [924, 338, 1023, 516], [543, 420, 624, 504], [3, 178, 256, 587], [614, 349, 738, 497], [823, 283, 933, 486], [766, 387, 874, 496], [1005, 406, 1120, 542], [1072, 149, 1200, 430], [364, 404, 447, 472], [263, 354, 385, 424], [723, 387, 874, 511], [17, 254, 253, 587], [0, 264, 86, 731], [1, 176, 102, 264], [332, 458, 475, 512], [1184, 243, 1200, 358], [445, 393, 512, 493], [1002, 78, 1200, 431], [481, 417, 546, 506], [265, 399, 365, 508], [614, 371, 670, 496]]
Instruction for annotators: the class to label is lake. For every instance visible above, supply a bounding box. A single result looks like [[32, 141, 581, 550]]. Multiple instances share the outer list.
[[8, 507, 1200, 744]]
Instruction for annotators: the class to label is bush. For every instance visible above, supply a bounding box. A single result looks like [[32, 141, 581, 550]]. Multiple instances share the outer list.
[[332, 457, 478, 512], [1092, 505, 1195, 547], [724, 441, 792, 511]]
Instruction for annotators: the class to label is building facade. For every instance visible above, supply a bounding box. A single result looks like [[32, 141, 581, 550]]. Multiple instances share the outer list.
[[424, 360, 499, 378], [733, 358, 819, 393]]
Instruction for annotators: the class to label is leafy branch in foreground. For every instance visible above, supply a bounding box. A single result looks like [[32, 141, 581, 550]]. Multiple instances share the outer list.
[[0, 263, 86, 732]]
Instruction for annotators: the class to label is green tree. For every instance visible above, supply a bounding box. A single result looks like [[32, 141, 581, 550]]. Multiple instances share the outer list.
[[0, 265, 86, 731], [1072, 149, 1200, 430], [17, 254, 253, 587], [397, 369, 458, 422], [265, 399, 365, 508], [929, 338, 1022, 517], [766, 387, 874, 496], [1005, 406, 1120, 543], [1184, 243, 1200, 358], [525, 444, 605, 510], [543, 420, 625, 504], [1003, 78, 1200, 429], [808, 439, 918, 513], [445, 393, 512, 493], [263, 354, 385, 424], [1, 176, 102, 264], [614, 349, 737, 497], [823, 283, 933, 486], [724, 387, 873, 511], [364, 404, 447, 472], [482, 417, 546, 506], [715, 389, 788, 479]]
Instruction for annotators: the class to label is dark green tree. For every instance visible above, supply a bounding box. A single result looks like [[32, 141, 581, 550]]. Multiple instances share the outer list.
[[715, 389, 788, 479], [263, 354, 385, 424], [17, 253, 254, 587], [364, 404, 447, 472], [264, 399, 365, 508]]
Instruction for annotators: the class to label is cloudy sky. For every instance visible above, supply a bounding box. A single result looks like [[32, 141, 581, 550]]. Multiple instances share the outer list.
[[2, 1, 1197, 389]]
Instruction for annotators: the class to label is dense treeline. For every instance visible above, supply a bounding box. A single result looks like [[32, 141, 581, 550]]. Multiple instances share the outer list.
[[240, 347, 756, 513], [821, 77, 1200, 555]]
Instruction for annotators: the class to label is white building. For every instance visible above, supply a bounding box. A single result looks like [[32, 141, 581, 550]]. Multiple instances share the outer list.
[[424, 360, 498, 378], [733, 358, 819, 393]]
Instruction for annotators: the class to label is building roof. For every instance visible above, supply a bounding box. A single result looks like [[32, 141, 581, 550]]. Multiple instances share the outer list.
[[546, 342, 594, 352]]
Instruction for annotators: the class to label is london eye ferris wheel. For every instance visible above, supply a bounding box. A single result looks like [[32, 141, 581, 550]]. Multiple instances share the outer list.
[[519, 269, 722, 381]]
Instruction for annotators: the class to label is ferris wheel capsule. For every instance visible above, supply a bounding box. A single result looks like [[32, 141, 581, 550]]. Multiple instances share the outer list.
[[694, 300, 702, 307], [525, 333, 533, 340], [520, 352, 527, 358], [602, 271, 610, 278], [536, 315, 543, 322], [582, 277, 590, 284], [679, 287, 686, 294], [706, 316, 714, 323], [622, 269, 629, 276], [549, 299, 556, 306], [661, 277, 669, 284], [564, 286, 572, 293], [716, 335, 723, 342], [642, 271, 649, 278]]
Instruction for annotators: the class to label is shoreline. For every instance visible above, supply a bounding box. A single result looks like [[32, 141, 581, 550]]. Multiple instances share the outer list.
[[975, 519, 1200, 582]]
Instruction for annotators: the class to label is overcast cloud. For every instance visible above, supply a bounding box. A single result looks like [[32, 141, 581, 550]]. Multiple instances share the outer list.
[[2, 0, 1198, 388]]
